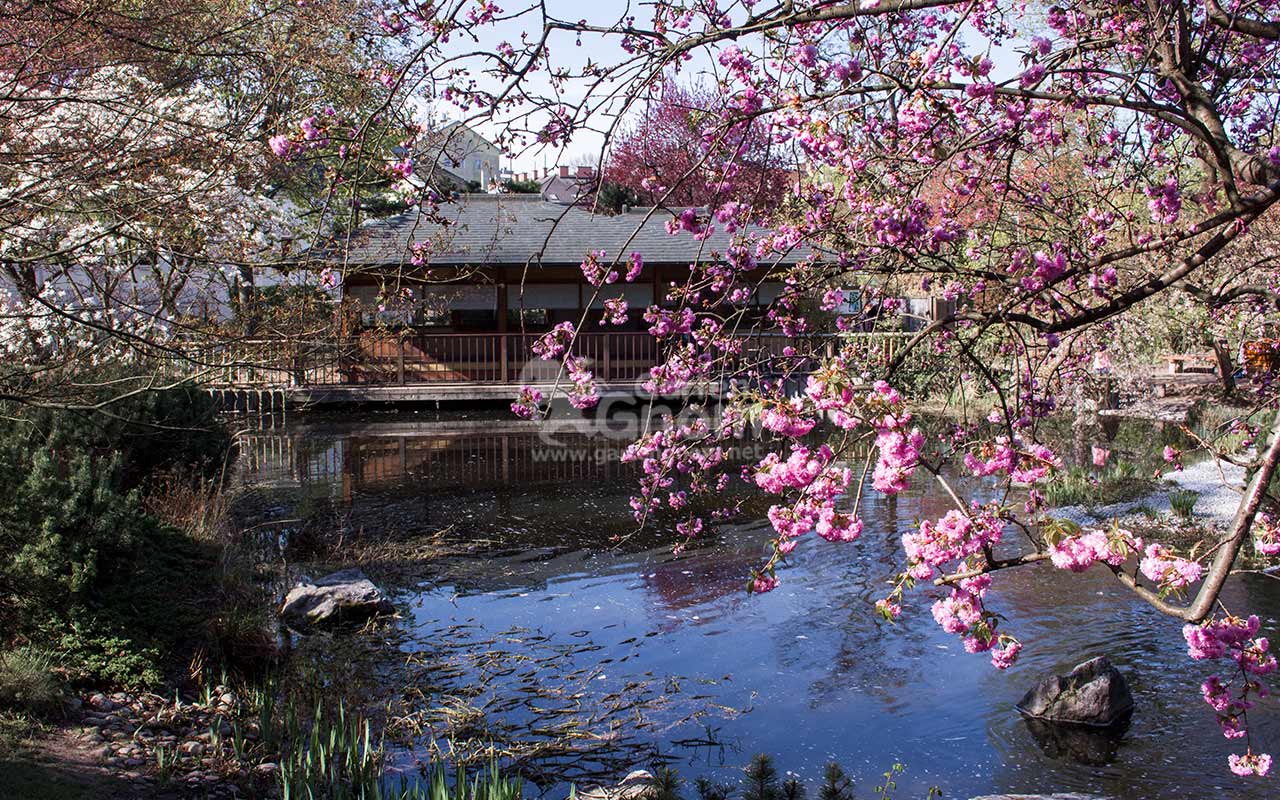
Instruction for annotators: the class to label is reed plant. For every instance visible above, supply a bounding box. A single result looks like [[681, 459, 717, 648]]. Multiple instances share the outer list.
[[267, 688, 522, 800], [1169, 489, 1199, 521]]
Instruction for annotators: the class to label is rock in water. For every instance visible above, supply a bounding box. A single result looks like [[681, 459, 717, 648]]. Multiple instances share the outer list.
[[280, 569, 395, 628], [1016, 656, 1133, 727], [579, 770, 653, 800]]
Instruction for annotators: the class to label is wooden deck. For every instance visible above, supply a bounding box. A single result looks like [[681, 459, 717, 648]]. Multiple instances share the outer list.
[[194, 331, 913, 409], [209, 379, 725, 410]]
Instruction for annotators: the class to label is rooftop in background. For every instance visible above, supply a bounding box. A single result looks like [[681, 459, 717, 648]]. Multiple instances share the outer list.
[[344, 193, 807, 267], [535, 164, 596, 205]]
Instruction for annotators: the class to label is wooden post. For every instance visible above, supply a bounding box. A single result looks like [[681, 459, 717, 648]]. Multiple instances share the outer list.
[[397, 335, 406, 385], [500, 335, 509, 383], [497, 283, 509, 382]]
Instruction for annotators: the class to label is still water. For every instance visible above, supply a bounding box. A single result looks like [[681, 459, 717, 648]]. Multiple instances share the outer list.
[[237, 411, 1279, 799]]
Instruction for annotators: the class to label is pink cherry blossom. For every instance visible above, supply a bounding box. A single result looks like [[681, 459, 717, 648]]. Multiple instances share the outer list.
[[1140, 543, 1202, 591], [1229, 752, 1272, 777]]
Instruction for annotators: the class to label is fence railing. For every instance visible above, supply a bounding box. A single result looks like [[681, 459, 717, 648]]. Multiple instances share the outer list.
[[175, 331, 915, 389]]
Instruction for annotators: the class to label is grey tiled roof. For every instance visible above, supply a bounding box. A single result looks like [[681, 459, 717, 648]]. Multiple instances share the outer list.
[[341, 194, 807, 267]]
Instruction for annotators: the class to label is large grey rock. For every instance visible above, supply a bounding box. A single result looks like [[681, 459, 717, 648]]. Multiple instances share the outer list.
[[281, 569, 395, 628], [1016, 656, 1133, 727]]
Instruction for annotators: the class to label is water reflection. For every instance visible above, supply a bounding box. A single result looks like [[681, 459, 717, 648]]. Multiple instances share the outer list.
[[235, 411, 1279, 799], [1021, 716, 1131, 766]]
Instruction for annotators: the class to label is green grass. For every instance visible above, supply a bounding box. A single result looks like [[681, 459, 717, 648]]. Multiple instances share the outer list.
[[0, 648, 62, 716], [1043, 462, 1158, 509]]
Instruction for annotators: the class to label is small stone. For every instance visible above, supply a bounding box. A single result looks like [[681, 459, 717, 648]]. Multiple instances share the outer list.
[[254, 763, 280, 778], [218, 692, 238, 707], [88, 693, 115, 712], [180, 741, 206, 756]]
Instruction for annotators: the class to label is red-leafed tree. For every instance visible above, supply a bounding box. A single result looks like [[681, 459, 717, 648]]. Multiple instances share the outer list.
[[603, 81, 792, 208]]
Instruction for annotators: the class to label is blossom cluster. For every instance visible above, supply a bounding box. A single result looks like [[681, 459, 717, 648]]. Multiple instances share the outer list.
[[1047, 526, 1142, 573], [864, 382, 924, 494], [1185, 614, 1277, 776], [564, 356, 599, 410], [1254, 514, 1280, 557], [753, 444, 860, 547], [510, 386, 543, 420], [531, 321, 576, 360], [903, 507, 1006, 581], [929, 574, 1022, 669], [622, 413, 737, 537], [964, 437, 1060, 484], [579, 250, 617, 287], [760, 399, 816, 437], [1138, 544, 1204, 594]]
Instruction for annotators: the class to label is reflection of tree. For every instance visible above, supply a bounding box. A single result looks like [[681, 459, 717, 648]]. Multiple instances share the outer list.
[[780, 488, 934, 712], [638, 523, 770, 624]]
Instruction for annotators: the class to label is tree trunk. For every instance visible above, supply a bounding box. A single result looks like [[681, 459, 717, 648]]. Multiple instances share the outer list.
[[1210, 338, 1236, 397], [236, 264, 258, 336]]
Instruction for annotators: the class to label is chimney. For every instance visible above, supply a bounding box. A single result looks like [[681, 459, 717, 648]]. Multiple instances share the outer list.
[[576, 165, 594, 178], [559, 165, 571, 178]]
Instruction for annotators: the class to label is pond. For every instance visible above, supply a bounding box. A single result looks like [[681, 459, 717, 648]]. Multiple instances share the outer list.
[[236, 410, 1280, 799]]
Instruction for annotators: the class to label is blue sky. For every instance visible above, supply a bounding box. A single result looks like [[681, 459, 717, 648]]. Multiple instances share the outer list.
[[431, 2, 1034, 173]]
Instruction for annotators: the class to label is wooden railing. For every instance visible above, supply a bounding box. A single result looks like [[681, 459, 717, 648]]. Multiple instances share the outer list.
[[182, 331, 914, 389]]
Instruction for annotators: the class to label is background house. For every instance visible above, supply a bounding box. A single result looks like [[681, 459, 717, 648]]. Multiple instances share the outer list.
[[340, 192, 801, 334], [425, 122, 502, 189]]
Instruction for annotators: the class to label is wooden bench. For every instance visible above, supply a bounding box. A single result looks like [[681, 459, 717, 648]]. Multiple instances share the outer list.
[[1163, 353, 1217, 375]]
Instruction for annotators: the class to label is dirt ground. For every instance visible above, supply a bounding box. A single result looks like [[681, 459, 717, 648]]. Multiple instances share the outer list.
[[1, 724, 127, 800]]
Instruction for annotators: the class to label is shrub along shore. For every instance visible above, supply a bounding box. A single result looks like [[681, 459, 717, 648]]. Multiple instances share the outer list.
[[0, 386, 537, 798]]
